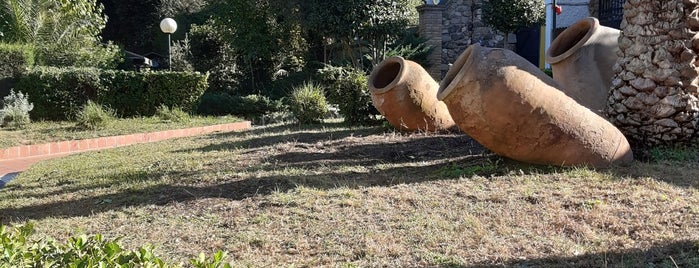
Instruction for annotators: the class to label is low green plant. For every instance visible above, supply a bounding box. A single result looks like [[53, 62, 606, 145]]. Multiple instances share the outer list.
[[156, 105, 191, 123], [0, 223, 233, 267], [0, 89, 33, 129], [196, 92, 285, 121], [290, 82, 328, 124], [317, 65, 379, 124], [76, 101, 115, 130]]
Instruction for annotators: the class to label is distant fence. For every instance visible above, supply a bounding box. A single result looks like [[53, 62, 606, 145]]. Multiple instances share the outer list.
[[599, 0, 623, 29]]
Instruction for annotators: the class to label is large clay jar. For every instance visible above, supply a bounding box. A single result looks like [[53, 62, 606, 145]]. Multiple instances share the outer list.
[[546, 17, 620, 114], [438, 44, 633, 167], [368, 56, 456, 132]]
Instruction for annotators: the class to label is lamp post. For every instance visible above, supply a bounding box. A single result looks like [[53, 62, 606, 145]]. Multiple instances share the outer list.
[[160, 18, 177, 71]]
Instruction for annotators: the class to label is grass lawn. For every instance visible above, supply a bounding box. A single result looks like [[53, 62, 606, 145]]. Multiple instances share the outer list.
[[0, 122, 697, 267], [0, 115, 242, 149]]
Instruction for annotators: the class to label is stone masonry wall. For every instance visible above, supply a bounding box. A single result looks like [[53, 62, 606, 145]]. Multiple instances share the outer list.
[[441, 0, 503, 77], [607, 0, 699, 144]]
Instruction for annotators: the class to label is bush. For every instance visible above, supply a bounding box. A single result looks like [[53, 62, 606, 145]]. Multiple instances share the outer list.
[[156, 104, 191, 123], [0, 223, 232, 267], [17, 67, 208, 120], [196, 92, 286, 122], [0, 90, 33, 129], [0, 43, 34, 98], [18, 67, 104, 120], [76, 101, 115, 130], [290, 82, 327, 124], [317, 65, 379, 124], [0, 43, 34, 80]]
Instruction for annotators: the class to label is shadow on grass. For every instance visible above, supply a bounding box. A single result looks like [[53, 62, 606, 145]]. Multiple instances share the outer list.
[[183, 122, 387, 154], [0, 126, 509, 224], [461, 240, 698, 268]]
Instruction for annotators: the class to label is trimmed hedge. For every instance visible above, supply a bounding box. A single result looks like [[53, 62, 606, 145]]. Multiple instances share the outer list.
[[17, 67, 208, 120], [0, 43, 34, 99]]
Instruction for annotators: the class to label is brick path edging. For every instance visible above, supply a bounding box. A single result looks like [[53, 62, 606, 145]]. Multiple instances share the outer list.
[[0, 121, 251, 161]]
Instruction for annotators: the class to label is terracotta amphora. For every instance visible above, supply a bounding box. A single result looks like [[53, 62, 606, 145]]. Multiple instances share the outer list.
[[546, 17, 620, 114], [438, 44, 633, 167], [368, 56, 455, 132]]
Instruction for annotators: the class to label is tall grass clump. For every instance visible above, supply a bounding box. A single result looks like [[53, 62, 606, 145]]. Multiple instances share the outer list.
[[76, 101, 115, 130], [156, 104, 191, 123], [0, 90, 33, 129], [290, 82, 328, 124]]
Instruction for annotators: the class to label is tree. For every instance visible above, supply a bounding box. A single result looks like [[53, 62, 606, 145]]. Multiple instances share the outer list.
[[0, 0, 120, 68], [301, 0, 415, 69], [482, 0, 545, 48]]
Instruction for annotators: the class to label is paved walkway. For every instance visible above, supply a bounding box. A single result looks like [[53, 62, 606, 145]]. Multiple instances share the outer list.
[[0, 121, 251, 188]]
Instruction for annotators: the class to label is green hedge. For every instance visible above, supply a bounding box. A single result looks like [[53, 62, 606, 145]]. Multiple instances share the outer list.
[[0, 43, 34, 99], [17, 67, 208, 120]]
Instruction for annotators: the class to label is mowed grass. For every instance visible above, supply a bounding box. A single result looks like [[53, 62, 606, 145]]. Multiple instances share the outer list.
[[0, 122, 698, 267], [0, 115, 242, 149]]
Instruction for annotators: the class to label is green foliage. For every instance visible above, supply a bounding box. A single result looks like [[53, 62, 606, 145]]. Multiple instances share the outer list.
[[0, 43, 34, 79], [76, 100, 115, 130], [290, 82, 327, 124], [0, 223, 233, 267], [317, 65, 378, 124], [0, 0, 119, 68], [649, 146, 698, 162], [156, 104, 191, 123], [384, 27, 433, 68], [302, 0, 415, 68], [18, 66, 103, 120], [17, 67, 208, 120], [0, 89, 33, 129], [196, 92, 284, 120], [483, 0, 545, 35], [203, 0, 307, 92], [190, 251, 232, 268]]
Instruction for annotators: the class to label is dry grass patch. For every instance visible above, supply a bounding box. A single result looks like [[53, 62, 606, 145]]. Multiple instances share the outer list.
[[0, 122, 697, 267]]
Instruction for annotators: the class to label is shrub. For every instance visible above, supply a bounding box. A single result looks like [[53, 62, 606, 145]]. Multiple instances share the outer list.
[[196, 92, 285, 122], [0, 43, 34, 80], [289, 82, 327, 124], [197, 91, 237, 116], [0, 223, 232, 267], [317, 65, 379, 124], [17, 67, 208, 120], [18, 66, 103, 120], [76, 101, 115, 130], [0, 43, 34, 98], [0, 90, 33, 129], [156, 104, 191, 123]]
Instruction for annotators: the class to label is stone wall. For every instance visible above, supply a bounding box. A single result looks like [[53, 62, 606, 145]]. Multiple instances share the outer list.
[[607, 0, 699, 144], [440, 0, 503, 77]]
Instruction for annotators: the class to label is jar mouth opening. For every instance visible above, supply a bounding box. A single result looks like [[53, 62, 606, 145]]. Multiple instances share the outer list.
[[438, 44, 478, 101], [546, 17, 598, 64], [368, 57, 405, 94]]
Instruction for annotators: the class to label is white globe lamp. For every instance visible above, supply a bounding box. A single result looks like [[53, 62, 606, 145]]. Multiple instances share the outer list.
[[160, 18, 177, 70]]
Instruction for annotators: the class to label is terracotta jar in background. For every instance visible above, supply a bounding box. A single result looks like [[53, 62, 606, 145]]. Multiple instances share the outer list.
[[438, 44, 633, 167], [368, 56, 456, 132], [546, 17, 620, 114]]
